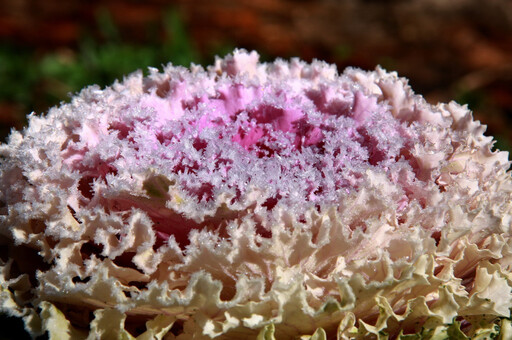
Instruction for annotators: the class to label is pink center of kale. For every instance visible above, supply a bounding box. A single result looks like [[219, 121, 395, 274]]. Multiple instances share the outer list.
[[62, 71, 419, 247], [138, 81, 413, 204]]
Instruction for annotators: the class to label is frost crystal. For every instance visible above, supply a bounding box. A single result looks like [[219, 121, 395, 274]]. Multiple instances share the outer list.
[[1, 49, 512, 339]]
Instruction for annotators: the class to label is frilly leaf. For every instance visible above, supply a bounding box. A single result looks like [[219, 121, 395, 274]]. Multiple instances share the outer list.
[[257, 323, 275, 340], [88, 308, 135, 340], [40, 301, 87, 340]]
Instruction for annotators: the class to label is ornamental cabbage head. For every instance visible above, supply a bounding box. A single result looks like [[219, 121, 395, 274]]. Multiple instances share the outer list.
[[1, 49, 512, 339]]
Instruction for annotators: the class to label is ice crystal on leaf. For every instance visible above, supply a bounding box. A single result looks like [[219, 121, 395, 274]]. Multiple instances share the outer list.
[[1, 49, 512, 339]]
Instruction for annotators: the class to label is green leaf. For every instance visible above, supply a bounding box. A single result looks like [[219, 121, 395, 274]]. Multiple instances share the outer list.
[[257, 323, 275, 340]]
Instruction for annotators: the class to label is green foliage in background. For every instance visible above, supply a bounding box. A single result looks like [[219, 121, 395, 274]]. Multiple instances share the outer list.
[[456, 89, 512, 154], [0, 8, 203, 126]]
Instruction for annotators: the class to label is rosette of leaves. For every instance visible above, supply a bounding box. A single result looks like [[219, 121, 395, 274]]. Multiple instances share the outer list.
[[1, 50, 511, 339]]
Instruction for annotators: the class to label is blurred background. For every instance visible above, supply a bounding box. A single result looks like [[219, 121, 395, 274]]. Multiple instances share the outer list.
[[1, 0, 512, 152], [0, 1, 511, 338]]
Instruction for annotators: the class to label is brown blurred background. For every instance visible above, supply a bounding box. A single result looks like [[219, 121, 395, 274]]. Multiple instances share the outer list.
[[0, 0, 511, 150]]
